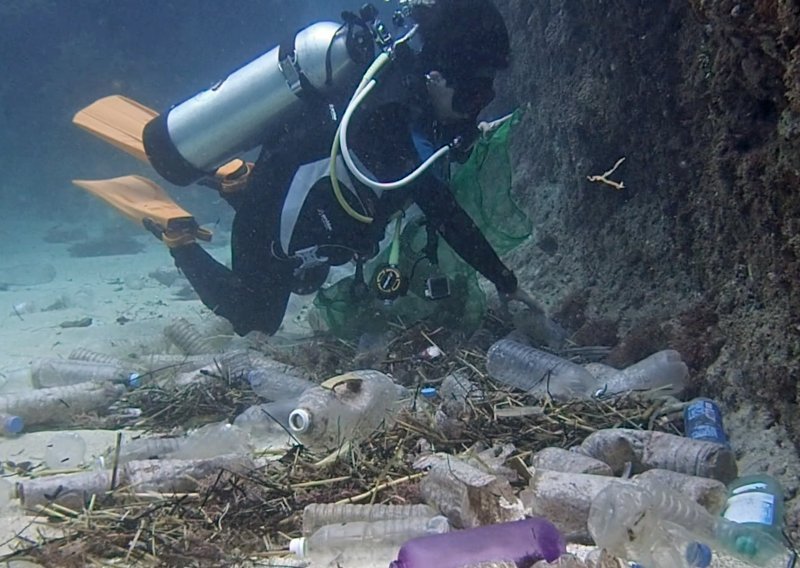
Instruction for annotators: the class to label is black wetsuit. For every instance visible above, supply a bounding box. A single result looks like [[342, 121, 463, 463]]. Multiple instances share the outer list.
[[170, 72, 517, 336]]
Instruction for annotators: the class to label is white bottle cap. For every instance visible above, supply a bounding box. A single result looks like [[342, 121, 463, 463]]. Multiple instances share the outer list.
[[288, 537, 306, 558], [288, 408, 311, 433]]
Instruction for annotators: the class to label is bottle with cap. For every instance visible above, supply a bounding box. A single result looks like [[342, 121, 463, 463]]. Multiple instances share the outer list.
[[390, 517, 565, 568], [288, 370, 406, 450], [301, 503, 438, 536], [0, 412, 24, 437], [684, 397, 729, 447], [722, 474, 786, 555], [31, 358, 140, 389], [289, 515, 450, 567], [589, 481, 792, 568]]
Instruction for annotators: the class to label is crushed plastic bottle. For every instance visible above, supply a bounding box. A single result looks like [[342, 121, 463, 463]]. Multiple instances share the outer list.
[[288, 370, 406, 450], [597, 350, 688, 397], [578, 428, 738, 483], [390, 517, 565, 568], [485, 339, 596, 400], [111, 422, 252, 464], [290, 515, 450, 567], [588, 482, 793, 568]]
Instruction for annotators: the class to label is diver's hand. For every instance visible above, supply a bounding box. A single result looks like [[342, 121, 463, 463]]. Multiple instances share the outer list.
[[478, 113, 514, 138], [498, 287, 568, 349], [498, 287, 545, 318], [142, 218, 198, 249], [198, 159, 254, 194]]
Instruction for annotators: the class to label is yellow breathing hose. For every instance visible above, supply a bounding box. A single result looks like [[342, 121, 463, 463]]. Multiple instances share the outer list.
[[329, 52, 391, 224]]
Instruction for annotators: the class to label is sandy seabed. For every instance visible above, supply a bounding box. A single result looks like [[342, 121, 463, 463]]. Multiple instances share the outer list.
[[0, 223, 301, 558]]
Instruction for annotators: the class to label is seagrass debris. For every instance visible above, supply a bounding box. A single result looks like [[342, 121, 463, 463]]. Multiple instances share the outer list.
[[4, 325, 681, 566], [5, 392, 675, 566]]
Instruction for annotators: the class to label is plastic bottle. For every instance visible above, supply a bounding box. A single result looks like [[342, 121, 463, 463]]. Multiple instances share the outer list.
[[31, 358, 140, 389], [0, 382, 126, 427], [588, 482, 793, 568], [683, 397, 729, 447], [208, 349, 313, 399], [163, 317, 214, 355], [578, 428, 738, 483], [722, 474, 786, 555], [68, 348, 129, 367], [485, 339, 596, 400], [302, 503, 438, 536], [112, 423, 252, 464], [0, 412, 24, 436], [390, 517, 565, 568], [245, 367, 315, 400], [289, 515, 450, 567], [288, 370, 406, 450], [44, 432, 87, 469], [233, 398, 297, 445], [599, 350, 688, 397]]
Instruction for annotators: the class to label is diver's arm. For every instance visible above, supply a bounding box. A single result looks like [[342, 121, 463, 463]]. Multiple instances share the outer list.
[[412, 176, 518, 293], [169, 244, 292, 335]]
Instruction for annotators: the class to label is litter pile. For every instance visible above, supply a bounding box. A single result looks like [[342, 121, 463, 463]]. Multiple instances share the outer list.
[[0, 315, 796, 567]]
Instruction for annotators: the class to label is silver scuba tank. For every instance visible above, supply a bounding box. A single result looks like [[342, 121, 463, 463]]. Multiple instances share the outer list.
[[143, 21, 373, 186]]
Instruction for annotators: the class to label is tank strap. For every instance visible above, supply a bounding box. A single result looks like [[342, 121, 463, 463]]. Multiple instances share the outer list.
[[279, 30, 327, 103]]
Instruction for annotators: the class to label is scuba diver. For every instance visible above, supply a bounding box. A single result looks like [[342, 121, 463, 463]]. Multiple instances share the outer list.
[[72, 0, 548, 336]]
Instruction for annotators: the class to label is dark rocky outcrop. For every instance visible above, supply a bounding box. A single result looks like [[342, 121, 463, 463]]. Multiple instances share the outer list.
[[495, 0, 800, 535]]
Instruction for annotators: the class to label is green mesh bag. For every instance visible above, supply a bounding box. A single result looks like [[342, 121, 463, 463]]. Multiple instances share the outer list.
[[451, 109, 531, 254], [312, 110, 529, 339], [313, 216, 486, 339]]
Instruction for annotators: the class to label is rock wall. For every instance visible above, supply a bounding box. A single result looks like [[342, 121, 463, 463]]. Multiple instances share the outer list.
[[495, 0, 800, 534]]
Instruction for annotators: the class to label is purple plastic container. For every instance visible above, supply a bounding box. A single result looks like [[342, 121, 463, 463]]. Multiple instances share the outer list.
[[390, 517, 566, 568]]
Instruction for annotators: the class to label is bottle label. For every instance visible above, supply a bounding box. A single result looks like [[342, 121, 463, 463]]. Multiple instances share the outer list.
[[724, 491, 775, 525], [690, 424, 725, 442], [686, 400, 721, 422], [732, 482, 767, 495]]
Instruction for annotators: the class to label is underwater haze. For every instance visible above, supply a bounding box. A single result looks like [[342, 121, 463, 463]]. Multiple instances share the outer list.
[[0, 0, 367, 225]]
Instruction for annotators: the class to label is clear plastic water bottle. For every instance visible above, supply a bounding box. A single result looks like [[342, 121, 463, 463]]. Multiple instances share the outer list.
[[485, 339, 596, 400], [0, 412, 24, 436], [684, 398, 729, 447], [0, 382, 127, 427], [233, 398, 297, 445], [289, 515, 450, 567], [722, 474, 786, 555], [31, 358, 140, 389], [44, 432, 87, 469], [302, 503, 437, 536], [288, 370, 406, 450], [390, 517, 566, 568], [600, 350, 688, 397], [245, 367, 315, 400], [589, 482, 792, 568]]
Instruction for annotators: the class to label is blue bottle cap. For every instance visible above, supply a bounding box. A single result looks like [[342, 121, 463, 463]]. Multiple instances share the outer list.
[[127, 373, 142, 388], [686, 542, 712, 567], [420, 387, 437, 399], [3, 415, 24, 435]]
